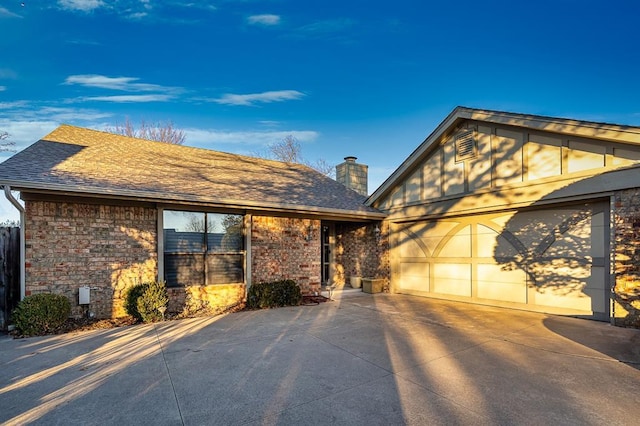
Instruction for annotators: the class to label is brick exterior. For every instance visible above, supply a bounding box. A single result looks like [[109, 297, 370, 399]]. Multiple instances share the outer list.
[[251, 216, 322, 295], [167, 284, 245, 315], [25, 201, 157, 319], [334, 221, 390, 290], [613, 189, 640, 327], [22, 200, 390, 320]]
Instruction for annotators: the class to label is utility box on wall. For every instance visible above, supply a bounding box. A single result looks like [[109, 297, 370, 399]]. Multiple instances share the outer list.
[[79, 286, 91, 305]]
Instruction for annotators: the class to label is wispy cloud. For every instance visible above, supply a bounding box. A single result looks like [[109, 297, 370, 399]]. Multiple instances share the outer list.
[[177, 2, 216, 11], [81, 94, 174, 103], [38, 107, 113, 121], [213, 90, 305, 106], [0, 6, 23, 18], [64, 74, 176, 92], [0, 101, 112, 122], [185, 128, 318, 148], [127, 12, 148, 20], [0, 86, 5, 92], [0, 69, 18, 79], [67, 38, 102, 46], [288, 18, 357, 43], [58, 0, 105, 12], [247, 14, 281, 26], [0, 120, 59, 157], [64, 75, 182, 103], [0, 101, 29, 109], [0, 104, 113, 158], [298, 18, 354, 34], [258, 120, 281, 127]]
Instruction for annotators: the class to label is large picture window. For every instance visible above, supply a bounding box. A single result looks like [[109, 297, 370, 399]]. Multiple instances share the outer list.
[[163, 211, 244, 287]]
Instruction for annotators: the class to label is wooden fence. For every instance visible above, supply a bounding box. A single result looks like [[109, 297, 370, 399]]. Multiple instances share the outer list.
[[0, 227, 20, 330]]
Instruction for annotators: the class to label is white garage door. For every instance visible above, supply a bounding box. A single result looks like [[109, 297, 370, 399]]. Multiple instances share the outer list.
[[392, 202, 609, 320]]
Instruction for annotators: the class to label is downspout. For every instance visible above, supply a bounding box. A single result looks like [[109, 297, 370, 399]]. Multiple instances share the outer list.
[[3, 186, 26, 300], [244, 213, 252, 300]]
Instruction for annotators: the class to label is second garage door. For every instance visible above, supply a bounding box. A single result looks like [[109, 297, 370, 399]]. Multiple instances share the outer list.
[[391, 202, 609, 320]]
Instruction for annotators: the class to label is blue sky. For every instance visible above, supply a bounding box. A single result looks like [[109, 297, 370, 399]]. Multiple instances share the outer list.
[[1, 0, 639, 221]]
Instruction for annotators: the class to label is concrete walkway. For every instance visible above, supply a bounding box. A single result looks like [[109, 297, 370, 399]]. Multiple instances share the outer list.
[[1, 292, 639, 425]]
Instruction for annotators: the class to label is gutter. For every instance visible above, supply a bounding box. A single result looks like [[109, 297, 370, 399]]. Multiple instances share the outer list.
[[3, 186, 26, 300], [5, 180, 387, 220]]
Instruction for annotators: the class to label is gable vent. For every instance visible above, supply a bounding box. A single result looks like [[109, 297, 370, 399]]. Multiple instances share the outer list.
[[455, 130, 477, 162]]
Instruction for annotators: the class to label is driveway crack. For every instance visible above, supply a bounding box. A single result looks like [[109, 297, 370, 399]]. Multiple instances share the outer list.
[[154, 324, 185, 426]]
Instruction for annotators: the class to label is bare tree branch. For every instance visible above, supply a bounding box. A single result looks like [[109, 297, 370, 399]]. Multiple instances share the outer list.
[[267, 135, 335, 177], [106, 118, 186, 144], [269, 135, 302, 163], [0, 130, 16, 153], [306, 158, 336, 178]]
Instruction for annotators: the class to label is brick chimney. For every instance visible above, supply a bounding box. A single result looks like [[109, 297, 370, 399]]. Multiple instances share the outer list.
[[336, 156, 368, 196]]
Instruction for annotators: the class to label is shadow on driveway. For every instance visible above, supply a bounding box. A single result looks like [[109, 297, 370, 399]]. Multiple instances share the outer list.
[[1, 293, 639, 425]]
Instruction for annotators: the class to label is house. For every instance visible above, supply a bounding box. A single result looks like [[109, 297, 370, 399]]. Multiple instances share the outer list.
[[0, 125, 386, 318], [366, 107, 640, 326], [1, 107, 639, 326]]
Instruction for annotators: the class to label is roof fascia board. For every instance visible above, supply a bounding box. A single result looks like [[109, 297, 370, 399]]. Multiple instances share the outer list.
[[468, 109, 640, 143], [11, 183, 386, 221]]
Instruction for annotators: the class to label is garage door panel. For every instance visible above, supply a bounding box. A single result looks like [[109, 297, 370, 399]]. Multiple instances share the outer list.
[[586, 266, 606, 291], [399, 237, 427, 258], [591, 212, 605, 257], [477, 224, 521, 258], [542, 218, 591, 258], [477, 264, 527, 303], [505, 209, 578, 249], [391, 202, 609, 320], [438, 225, 471, 257], [583, 286, 607, 313], [405, 221, 459, 256], [529, 259, 589, 299], [399, 262, 429, 292], [433, 263, 471, 297], [533, 289, 592, 312]]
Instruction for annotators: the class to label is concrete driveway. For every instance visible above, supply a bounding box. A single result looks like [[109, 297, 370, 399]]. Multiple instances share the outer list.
[[1, 291, 639, 425]]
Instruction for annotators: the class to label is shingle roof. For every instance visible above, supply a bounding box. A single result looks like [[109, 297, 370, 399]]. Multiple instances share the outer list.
[[0, 125, 384, 219]]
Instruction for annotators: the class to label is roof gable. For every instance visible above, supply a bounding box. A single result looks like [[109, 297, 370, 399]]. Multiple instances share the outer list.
[[0, 125, 383, 219], [368, 107, 640, 207]]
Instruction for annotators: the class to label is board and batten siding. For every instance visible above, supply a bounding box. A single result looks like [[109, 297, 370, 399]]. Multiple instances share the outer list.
[[377, 119, 640, 321], [378, 122, 640, 213]]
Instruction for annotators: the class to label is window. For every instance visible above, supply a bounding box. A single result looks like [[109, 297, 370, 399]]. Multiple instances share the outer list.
[[163, 211, 244, 287]]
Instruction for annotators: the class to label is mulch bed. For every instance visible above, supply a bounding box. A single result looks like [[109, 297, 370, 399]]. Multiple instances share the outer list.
[[301, 295, 330, 305], [9, 298, 328, 338]]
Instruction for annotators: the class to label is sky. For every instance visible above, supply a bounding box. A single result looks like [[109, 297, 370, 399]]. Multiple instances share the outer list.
[[1, 0, 639, 222]]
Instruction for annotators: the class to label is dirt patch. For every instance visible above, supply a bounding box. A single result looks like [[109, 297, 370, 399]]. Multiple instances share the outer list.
[[301, 295, 330, 305]]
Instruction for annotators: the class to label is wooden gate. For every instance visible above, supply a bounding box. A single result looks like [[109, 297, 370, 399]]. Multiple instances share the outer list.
[[0, 227, 20, 330]]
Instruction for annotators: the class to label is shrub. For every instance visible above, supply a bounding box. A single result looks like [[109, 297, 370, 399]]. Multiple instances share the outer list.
[[124, 281, 169, 323], [124, 283, 147, 322], [12, 293, 71, 336], [247, 280, 302, 309]]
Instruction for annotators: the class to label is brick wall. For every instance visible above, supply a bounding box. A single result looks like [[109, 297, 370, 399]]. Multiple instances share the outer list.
[[334, 221, 390, 290], [25, 200, 157, 319], [251, 216, 321, 294], [613, 189, 640, 327], [167, 284, 245, 315], [23, 200, 387, 319]]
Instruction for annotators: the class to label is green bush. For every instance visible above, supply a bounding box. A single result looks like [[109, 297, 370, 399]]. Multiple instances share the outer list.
[[247, 280, 302, 309], [124, 283, 147, 322], [12, 293, 71, 336], [124, 281, 168, 323]]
